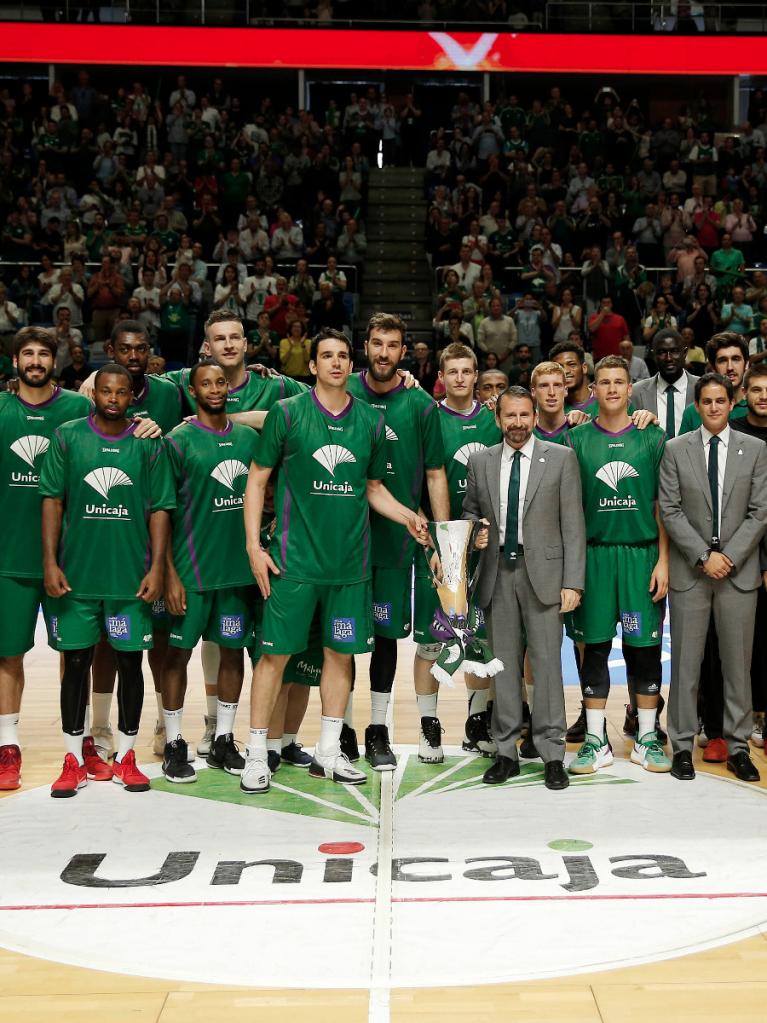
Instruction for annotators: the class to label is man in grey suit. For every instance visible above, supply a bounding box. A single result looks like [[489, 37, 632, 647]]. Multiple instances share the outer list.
[[463, 386, 586, 790], [631, 328, 697, 439], [659, 372, 767, 782]]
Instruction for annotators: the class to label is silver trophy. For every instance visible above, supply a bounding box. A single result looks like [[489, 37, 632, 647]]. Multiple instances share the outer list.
[[424, 520, 503, 685]]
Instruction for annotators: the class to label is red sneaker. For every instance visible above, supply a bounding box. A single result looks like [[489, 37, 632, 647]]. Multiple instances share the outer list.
[[0, 744, 21, 790], [83, 736, 113, 781], [51, 753, 87, 798], [111, 750, 150, 792], [703, 737, 728, 763]]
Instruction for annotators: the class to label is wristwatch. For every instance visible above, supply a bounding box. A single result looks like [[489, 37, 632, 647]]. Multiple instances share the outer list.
[[697, 550, 711, 566]]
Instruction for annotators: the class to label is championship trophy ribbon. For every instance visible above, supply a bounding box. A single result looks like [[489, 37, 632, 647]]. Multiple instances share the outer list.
[[423, 520, 504, 685]]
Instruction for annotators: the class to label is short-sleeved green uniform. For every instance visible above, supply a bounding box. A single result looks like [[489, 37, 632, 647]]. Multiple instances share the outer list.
[[164, 367, 307, 417], [0, 387, 91, 656], [39, 415, 175, 651], [414, 400, 501, 644], [256, 388, 386, 655], [128, 374, 183, 436], [679, 397, 748, 435], [347, 371, 444, 638], [565, 419, 665, 647], [164, 417, 260, 648]]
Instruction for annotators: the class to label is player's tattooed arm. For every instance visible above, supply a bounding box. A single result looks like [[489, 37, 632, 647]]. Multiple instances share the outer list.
[[137, 510, 170, 602], [41, 496, 71, 597], [245, 462, 281, 598]]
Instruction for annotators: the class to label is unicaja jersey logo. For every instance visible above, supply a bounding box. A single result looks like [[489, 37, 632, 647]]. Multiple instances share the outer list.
[[385, 426, 399, 442], [11, 434, 49, 467], [453, 442, 486, 466], [312, 444, 356, 477], [596, 461, 639, 493], [84, 467, 133, 501], [210, 459, 248, 492]]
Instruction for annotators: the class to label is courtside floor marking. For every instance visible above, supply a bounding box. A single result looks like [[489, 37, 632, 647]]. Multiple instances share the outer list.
[[368, 695, 395, 1023]]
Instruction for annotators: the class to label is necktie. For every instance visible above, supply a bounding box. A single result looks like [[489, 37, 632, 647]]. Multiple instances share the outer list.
[[505, 450, 521, 564], [665, 384, 676, 439], [708, 435, 720, 547]]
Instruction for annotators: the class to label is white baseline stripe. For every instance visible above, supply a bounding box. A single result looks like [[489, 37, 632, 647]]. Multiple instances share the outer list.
[[368, 693, 394, 1022]]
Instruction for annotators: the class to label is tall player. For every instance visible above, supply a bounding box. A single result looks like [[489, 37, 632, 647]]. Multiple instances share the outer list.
[[551, 341, 595, 414], [242, 329, 429, 793], [412, 342, 501, 762], [679, 332, 749, 433], [346, 313, 449, 771], [565, 356, 671, 775], [40, 364, 174, 797], [160, 360, 260, 782]]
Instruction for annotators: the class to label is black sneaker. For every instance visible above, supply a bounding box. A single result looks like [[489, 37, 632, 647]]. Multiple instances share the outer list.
[[462, 712, 497, 757], [281, 741, 311, 767], [364, 724, 397, 772], [519, 734, 540, 760], [340, 723, 360, 762], [267, 749, 281, 774], [566, 704, 586, 743], [418, 716, 444, 764], [623, 703, 638, 738], [206, 733, 245, 775], [162, 738, 197, 784]]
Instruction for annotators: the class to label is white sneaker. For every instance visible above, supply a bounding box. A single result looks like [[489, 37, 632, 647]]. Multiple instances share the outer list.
[[309, 750, 367, 785], [197, 716, 216, 757], [418, 716, 444, 764], [91, 725, 114, 759], [152, 722, 166, 757], [751, 713, 765, 748], [240, 751, 270, 794], [697, 729, 709, 748]]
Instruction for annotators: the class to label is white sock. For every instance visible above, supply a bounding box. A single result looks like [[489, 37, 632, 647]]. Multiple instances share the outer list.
[[155, 691, 164, 721], [215, 700, 238, 738], [370, 691, 390, 726], [91, 692, 112, 730], [344, 692, 354, 727], [317, 715, 343, 759], [163, 706, 184, 741], [526, 683, 535, 715], [64, 733, 84, 765], [205, 693, 218, 720], [0, 712, 19, 747], [637, 707, 656, 740], [468, 688, 489, 716], [416, 692, 438, 719], [248, 727, 268, 759], [115, 731, 135, 762], [267, 738, 282, 755], [585, 708, 606, 743], [282, 732, 297, 749]]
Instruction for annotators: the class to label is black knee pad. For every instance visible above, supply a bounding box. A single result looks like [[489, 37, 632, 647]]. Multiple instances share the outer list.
[[623, 644, 662, 697], [60, 647, 94, 735], [370, 635, 397, 694], [114, 650, 145, 736], [580, 641, 612, 700]]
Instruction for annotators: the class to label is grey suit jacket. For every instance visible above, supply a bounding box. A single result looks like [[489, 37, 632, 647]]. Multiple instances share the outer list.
[[462, 437, 586, 609], [631, 371, 698, 417], [658, 427, 767, 592]]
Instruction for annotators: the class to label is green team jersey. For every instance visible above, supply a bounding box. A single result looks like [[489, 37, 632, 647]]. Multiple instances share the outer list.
[[165, 418, 260, 592], [679, 398, 748, 435], [257, 389, 386, 585], [164, 368, 307, 417], [565, 420, 665, 544], [347, 371, 444, 568], [0, 386, 91, 579], [128, 374, 183, 436], [438, 400, 502, 518], [39, 416, 175, 599], [533, 420, 571, 444]]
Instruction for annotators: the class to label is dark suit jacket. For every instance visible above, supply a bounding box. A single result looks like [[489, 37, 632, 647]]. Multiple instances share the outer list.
[[631, 371, 697, 417]]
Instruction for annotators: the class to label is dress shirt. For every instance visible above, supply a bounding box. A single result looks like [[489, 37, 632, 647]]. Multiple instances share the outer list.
[[701, 423, 729, 523], [498, 433, 535, 545], [656, 373, 687, 436]]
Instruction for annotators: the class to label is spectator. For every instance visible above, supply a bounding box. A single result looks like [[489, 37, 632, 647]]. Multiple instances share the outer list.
[[288, 258, 317, 308], [132, 268, 162, 337], [684, 282, 720, 347], [247, 310, 279, 369], [511, 292, 546, 363], [710, 232, 746, 292], [410, 341, 438, 394], [279, 320, 311, 381], [310, 280, 345, 332], [158, 280, 192, 364], [435, 311, 474, 349], [47, 267, 84, 328], [271, 210, 304, 260], [619, 337, 650, 382], [681, 253, 718, 301], [477, 296, 517, 370], [588, 295, 630, 361], [86, 253, 125, 342], [723, 198, 757, 260], [642, 295, 679, 345], [336, 217, 367, 266], [720, 284, 754, 335], [213, 264, 247, 316], [264, 276, 299, 337], [59, 343, 91, 391], [51, 307, 84, 375], [580, 245, 611, 316], [551, 286, 584, 344], [243, 256, 277, 328], [318, 255, 348, 293]]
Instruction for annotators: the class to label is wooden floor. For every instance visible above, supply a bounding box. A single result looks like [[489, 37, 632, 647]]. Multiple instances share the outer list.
[[3, 637, 767, 1022]]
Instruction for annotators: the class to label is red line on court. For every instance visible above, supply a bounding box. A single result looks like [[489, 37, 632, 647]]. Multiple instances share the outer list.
[[2, 892, 767, 911]]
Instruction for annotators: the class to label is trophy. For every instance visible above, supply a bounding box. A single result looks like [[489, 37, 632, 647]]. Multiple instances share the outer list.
[[423, 520, 503, 685]]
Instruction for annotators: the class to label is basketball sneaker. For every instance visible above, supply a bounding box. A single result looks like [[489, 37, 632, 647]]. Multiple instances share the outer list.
[[462, 712, 496, 757], [111, 750, 150, 792], [207, 733, 245, 775], [752, 712, 765, 748], [622, 704, 638, 738], [162, 738, 197, 784], [281, 741, 312, 767], [569, 733, 614, 775], [340, 723, 360, 762], [91, 724, 114, 759], [565, 704, 586, 743], [631, 731, 672, 773], [0, 744, 21, 790], [364, 724, 397, 771], [83, 737, 113, 781], [240, 750, 270, 794], [152, 722, 166, 757], [197, 716, 216, 757], [51, 753, 87, 798], [310, 751, 367, 785], [418, 716, 444, 764]]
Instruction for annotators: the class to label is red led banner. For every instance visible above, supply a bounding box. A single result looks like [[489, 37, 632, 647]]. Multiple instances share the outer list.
[[0, 24, 765, 74]]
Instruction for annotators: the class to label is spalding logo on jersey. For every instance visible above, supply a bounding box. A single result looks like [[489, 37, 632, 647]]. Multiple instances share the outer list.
[[312, 444, 356, 477], [9, 435, 50, 486]]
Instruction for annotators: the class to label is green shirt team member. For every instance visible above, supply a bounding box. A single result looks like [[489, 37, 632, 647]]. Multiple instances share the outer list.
[[0, 327, 90, 792], [413, 343, 501, 764], [242, 328, 429, 794], [346, 312, 449, 773], [564, 355, 672, 777], [159, 360, 261, 784], [40, 363, 174, 799], [679, 332, 750, 434]]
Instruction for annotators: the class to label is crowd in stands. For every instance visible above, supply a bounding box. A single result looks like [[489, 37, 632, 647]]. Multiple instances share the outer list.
[[422, 85, 767, 394]]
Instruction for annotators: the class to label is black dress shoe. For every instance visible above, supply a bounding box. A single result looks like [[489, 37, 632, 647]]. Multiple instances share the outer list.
[[483, 755, 520, 784], [519, 734, 540, 760], [670, 750, 695, 780], [727, 750, 760, 782], [544, 760, 569, 790]]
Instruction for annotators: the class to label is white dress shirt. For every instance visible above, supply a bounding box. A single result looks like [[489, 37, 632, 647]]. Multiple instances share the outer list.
[[701, 424, 729, 534], [656, 373, 687, 436], [498, 434, 535, 545]]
